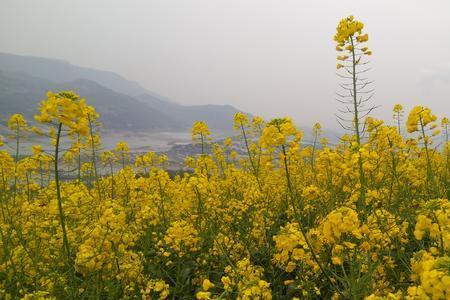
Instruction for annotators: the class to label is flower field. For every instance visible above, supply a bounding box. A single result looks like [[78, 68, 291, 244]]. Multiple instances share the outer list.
[[0, 16, 449, 300]]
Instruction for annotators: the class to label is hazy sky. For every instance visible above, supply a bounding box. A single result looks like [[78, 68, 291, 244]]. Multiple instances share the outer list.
[[1, 0, 449, 130]]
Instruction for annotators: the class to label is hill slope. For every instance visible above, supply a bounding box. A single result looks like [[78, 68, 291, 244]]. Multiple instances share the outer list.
[[0, 53, 246, 132], [0, 52, 147, 97], [138, 93, 241, 132], [0, 71, 181, 130]]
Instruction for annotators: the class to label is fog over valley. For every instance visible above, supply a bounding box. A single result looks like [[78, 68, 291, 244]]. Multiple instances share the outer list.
[[1, 0, 449, 132]]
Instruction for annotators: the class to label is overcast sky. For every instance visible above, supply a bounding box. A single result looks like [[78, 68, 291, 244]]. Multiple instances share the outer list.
[[1, 0, 449, 130]]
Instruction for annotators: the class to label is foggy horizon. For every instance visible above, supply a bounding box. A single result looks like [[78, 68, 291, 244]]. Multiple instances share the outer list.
[[1, 0, 449, 131]]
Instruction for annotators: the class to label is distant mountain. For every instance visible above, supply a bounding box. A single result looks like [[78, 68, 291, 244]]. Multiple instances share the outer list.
[[0, 70, 51, 120], [0, 70, 182, 130], [138, 94, 241, 132], [0, 52, 147, 96], [0, 52, 246, 132]]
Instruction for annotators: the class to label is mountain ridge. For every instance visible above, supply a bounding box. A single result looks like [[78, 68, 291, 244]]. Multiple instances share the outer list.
[[0, 52, 148, 96], [0, 52, 246, 133]]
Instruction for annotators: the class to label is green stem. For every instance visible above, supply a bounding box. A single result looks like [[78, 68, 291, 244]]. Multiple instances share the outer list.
[[350, 36, 366, 212], [54, 123, 71, 260], [13, 125, 20, 201], [110, 161, 115, 199], [200, 132, 205, 155], [88, 115, 102, 199], [419, 116, 435, 197], [240, 123, 262, 190]]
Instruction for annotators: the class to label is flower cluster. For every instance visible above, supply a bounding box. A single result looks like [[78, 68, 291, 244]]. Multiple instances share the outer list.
[[408, 251, 450, 299], [161, 220, 200, 257], [222, 258, 272, 300], [406, 106, 438, 134], [335, 15, 372, 69], [1, 95, 449, 299], [414, 199, 450, 252], [34, 91, 94, 136], [1, 15, 450, 300]]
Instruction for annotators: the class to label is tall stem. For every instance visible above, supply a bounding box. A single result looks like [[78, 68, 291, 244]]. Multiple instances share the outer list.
[[350, 37, 366, 211], [311, 131, 319, 183], [350, 37, 361, 147], [77, 135, 81, 183], [419, 117, 435, 197], [54, 123, 71, 260], [200, 133, 204, 155], [240, 123, 262, 190], [110, 162, 115, 199], [445, 125, 449, 198], [13, 125, 20, 201], [88, 115, 102, 199]]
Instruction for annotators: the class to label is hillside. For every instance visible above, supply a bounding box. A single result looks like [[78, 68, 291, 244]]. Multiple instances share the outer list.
[[0, 52, 245, 132], [0, 70, 180, 130], [137, 93, 242, 132], [0, 52, 147, 96]]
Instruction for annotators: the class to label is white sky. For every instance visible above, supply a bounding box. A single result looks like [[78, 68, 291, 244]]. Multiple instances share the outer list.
[[1, 0, 449, 130]]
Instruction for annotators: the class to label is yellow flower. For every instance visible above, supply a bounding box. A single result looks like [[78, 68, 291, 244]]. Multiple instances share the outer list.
[[356, 33, 369, 42], [34, 91, 95, 137], [196, 291, 211, 299], [442, 117, 449, 126], [234, 112, 249, 130], [221, 276, 232, 291], [115, 141, 130, 153], [163, 220, 200, 257], [393, 104, 403, 113], [406, 106, 437, 133], [202, 279, 215, 291], [332, 256, 343, 265], [192, 121, 211, 141], [8, 114, 28, 131]]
